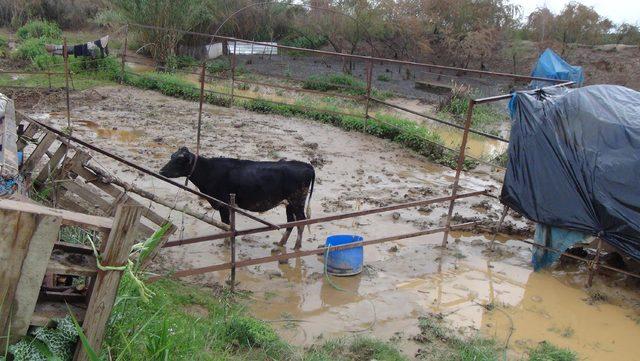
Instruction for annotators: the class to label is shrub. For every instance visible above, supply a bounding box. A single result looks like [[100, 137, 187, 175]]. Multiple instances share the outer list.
[[71, 56, 121, 80], [13, 37, 47, 61], [377, 73, 391, 82], [16, 20, 62, 41], [165, 54, 198, 72], [206, 58, 230, 73], [0, 36, 7, 58], [32, 53, 62, 70], [304, 73, 392, 98], [280, 34, 327, 49]]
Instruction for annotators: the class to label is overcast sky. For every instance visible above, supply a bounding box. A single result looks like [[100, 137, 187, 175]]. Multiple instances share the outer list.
[[512, 0, 640, 25]]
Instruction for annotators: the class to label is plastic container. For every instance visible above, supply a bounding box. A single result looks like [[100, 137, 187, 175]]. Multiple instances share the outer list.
[[325, 234, 364, 276]]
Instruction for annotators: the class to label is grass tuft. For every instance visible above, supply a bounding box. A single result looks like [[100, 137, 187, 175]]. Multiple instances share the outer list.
[[528, 341, 578, 361]]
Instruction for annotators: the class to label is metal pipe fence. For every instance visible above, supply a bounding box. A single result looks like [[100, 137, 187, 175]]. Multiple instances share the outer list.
[[5, 22, 635, 289]]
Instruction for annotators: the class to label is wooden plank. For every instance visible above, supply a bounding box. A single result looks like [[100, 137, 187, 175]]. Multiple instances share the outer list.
[[17, 122, 39, 151], [0, 209, 36, 348], [31, 301, 85, 327], [0, 198, 112, 231], [34, 143, 68, 186], [48, 250, 98, 277], [76, 205, 142, 361], [60, 178, 113, 213], [69, 157, 171, 227], [1, 95, 19, 179], [22, 131, 56, 175], [11, 214, 61, 336], [53, 241, 94, 255]]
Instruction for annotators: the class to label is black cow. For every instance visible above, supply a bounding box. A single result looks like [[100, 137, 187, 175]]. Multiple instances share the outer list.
[[159, 147, 315, 249]]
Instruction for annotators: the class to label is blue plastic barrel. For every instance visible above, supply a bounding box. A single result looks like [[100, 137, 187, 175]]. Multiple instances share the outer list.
[[325, 234, 364, 276]]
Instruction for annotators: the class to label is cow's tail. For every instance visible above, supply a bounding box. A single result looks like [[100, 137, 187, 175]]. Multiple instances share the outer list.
[[305, 169, 315, 232]]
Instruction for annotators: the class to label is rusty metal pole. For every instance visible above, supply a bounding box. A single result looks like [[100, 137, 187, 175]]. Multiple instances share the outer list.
[[441, 99, 476, 247], [230, 41, 237, 105], [63, 37, 71, 131], [364, 59, 373, 130], [229, 193, 237, 292], [489, 205, 509, 251], [120, 24, 129, 84], [587, 238, 603, 287]]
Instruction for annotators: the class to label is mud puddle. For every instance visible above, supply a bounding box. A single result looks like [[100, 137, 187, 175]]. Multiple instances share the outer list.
[[28, 86, 640, 360]]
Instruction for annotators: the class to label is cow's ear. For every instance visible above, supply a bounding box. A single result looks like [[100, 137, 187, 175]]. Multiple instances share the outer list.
[[179, 146, 190, 153]]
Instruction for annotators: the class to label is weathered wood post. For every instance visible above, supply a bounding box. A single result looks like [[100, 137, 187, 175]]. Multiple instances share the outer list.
[[364, 59, 374, 131], [120, 24, 129, 84], [229, 193, 237, 292], [63, 38, 71, 131], [0, 210, 61, 348], [76, 204, 142, 361], [231, 41, 237, 105], [587, 238, 603, 287]]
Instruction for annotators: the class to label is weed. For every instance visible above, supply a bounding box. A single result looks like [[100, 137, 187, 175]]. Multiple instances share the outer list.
[[207, 58, 230, 74], [528, 341, 577, 361], [585, 289, 608, 305], [237, 82, 250, 91]]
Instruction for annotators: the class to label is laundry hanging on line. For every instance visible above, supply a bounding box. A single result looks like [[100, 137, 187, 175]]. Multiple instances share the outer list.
[[46, 36, 109, 58]]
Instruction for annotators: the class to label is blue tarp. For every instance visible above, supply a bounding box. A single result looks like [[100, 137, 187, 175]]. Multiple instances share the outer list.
[[532, 224, 591, 271], [501, 85, 640, 262], [530, 48, 584, 88]]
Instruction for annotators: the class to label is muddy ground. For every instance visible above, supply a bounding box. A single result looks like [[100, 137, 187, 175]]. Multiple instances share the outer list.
[[20, 86, 640, 360]]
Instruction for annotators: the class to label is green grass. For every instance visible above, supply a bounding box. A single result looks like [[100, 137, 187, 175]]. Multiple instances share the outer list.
[[105, 276, 294, 360], [377, 74, 391, 82], [527, 342, 577, 361], [305, 337, 407, 361]]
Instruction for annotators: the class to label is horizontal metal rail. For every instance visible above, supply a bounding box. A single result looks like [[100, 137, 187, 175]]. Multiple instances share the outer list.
[[17, 112, 280, 230], [164, 190, 486, 248], [125, 22, 566, 84], [149, 221, 477, 281], [473, 81, 575, 104]]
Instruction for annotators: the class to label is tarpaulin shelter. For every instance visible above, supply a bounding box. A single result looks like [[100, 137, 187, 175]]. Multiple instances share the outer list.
[[530, 49, 584, 88], [501, 85, 640, 261]]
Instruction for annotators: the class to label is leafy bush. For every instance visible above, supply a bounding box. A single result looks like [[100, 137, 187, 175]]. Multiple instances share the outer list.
[[304, 73, 392, 98], [13, 37, 47, 61], [0, 36, 7, 58], [206, 58, 230, 73], [71, 56, 121, 80], [165, 54, 198, 72], [280, 34, 327, 49], [304, 73, 368, 95], [32, 53, 62, 70], [377, 73, 391, 82], [16, 20, 62, 41]]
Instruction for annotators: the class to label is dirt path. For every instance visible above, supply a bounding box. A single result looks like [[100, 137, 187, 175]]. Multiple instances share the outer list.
[[27, 86, 640, 360]]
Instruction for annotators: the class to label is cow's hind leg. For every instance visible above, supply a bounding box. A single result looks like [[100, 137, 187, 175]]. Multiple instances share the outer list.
[[275, 205, 295, 248], [219, 208, 231, 246], [293, 205, 306, 250]]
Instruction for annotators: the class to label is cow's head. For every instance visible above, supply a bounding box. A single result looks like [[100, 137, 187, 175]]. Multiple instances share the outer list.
[[159, 147, 195, 178]]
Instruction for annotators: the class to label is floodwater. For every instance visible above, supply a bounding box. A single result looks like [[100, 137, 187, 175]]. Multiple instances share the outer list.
[[384, 98, 508, 160], [29, 86, 640, 360]]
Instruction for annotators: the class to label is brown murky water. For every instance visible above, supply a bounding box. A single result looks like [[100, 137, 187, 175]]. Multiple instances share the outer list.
[[31, 86, 640, 360], [384, 98, 509, 160]]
